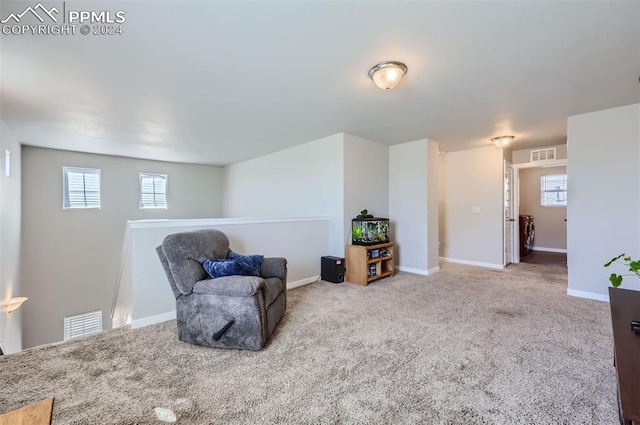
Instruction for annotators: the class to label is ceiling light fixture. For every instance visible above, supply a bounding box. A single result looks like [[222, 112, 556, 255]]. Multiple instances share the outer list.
[[3, 297, 28, 314], [491, 135, 515, 148], [368, 61, 408, 91]]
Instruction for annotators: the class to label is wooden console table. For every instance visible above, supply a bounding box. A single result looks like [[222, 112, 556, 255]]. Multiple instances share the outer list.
[[609, 287, 640, 424], [0, 398, 54, 425]]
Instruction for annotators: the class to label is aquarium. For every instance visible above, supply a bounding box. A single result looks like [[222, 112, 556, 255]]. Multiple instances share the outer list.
[[351, 217, 390, 246]]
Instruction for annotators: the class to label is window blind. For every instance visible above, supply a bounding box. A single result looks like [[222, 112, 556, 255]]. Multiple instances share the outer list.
[[64, 310, 103, 341], [540, 174, 567, 206], [139, 173, 167, 209], [63, 167, 100, 209]]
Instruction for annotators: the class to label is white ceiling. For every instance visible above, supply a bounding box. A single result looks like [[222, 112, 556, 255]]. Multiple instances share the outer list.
[[1, 1, 639, 166]]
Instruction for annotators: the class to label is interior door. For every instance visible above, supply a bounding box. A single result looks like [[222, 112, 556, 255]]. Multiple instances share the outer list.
[[504, 161, 514, 266]]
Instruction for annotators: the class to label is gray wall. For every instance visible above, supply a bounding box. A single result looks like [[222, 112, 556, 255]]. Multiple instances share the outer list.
[[519, 166, 567, 251], [222, 134, 345, 256], [0, 121, 22, 353], [389, 139, 439, 273], [440, 146, 504, 267], [343, 134, 389, 245], [567, 103, 640, 297], [21, 147, 223, 348]]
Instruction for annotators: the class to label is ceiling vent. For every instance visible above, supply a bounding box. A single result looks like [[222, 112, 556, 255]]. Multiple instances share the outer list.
[[530, 148, 556, 162]]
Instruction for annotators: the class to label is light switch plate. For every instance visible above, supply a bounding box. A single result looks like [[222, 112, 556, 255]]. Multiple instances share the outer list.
[[472, 206, 481, 213]]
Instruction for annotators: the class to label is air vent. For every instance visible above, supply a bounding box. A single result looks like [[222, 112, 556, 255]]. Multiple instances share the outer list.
[[530, 148, 556, 162], [64, 310, 103, 341]]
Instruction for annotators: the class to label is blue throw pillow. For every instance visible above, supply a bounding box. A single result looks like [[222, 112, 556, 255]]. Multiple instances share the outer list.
[[200, 258, 245, 279], [227, 251, 264, 277]]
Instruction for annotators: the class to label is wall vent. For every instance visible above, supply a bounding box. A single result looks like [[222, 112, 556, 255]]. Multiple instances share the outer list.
[[530, 148, 556, 162], [64, 310, 103, 341]]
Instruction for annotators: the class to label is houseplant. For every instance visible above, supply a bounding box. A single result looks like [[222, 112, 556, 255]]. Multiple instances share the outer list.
[[604, 253, 640, 287]]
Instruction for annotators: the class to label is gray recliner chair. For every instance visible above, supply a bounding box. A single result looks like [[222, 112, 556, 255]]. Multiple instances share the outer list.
[[156, 229, 287, 350]]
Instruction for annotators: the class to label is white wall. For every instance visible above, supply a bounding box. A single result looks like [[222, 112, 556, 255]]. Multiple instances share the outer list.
[[223, 134, 345, 256], [343, 134, 389, 243], [513, 144, 567, 164], [21, 147, 224, 348], [440, 146, 504, 268], [567, 103, 640, 299], [113, 218, 330, 329], [0, 121, 22, 353], [389, 139, 439, 274], [519, 166, 567, 251]]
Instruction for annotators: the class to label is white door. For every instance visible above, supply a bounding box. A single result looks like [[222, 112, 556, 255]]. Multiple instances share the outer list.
[[504, 161, 514, 266]]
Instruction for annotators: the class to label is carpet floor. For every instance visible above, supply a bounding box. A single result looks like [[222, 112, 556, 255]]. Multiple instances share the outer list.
[[0, 262, 616, 424]]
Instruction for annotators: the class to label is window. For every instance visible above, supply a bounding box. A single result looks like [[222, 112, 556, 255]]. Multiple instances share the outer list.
[[64, 310, 103, 341], [541, 174, 567, 207], [139, 173, 167, 209], [63, 167, 100, 209]]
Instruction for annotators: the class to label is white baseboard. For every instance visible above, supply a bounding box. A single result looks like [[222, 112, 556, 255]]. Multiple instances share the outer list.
[[439, 257, 504, 270], [131, 310, 176, 329], [567, 289, 609, 302], [395, 265, 440, 276], [531, 247, 567, 253], [287, 276, 319, 290]]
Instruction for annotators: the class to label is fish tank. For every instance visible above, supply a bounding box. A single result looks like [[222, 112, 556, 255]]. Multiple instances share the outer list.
[[351, 217, 390, 246]]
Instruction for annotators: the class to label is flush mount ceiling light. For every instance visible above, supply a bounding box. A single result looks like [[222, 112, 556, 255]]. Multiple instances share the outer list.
[[491, 135, 515, 148], [368, 61, 408, 91]]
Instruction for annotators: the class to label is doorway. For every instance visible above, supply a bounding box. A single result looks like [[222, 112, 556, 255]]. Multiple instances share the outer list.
[[510, 158, 568, 267]]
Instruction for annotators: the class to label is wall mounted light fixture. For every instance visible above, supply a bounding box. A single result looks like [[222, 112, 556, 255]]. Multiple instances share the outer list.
[[491, 135, 515, 148], [4, 297, 28, 313], [369, 61, 408, 91]]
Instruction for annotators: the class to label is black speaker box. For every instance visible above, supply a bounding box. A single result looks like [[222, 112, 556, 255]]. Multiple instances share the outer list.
[[321, 256, 345, 283]]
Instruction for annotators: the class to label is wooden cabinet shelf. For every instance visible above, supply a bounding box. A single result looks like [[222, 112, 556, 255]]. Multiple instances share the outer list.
[[345, 242, 395, 286]]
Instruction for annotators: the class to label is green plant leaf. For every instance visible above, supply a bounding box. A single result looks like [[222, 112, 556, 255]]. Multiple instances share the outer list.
[[604, 253, 625, 267], [629, 261, 640, 271], [609, 273, 623, 288]]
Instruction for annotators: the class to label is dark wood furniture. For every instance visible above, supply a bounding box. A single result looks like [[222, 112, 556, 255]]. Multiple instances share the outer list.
[[609, 287, 640, 425]]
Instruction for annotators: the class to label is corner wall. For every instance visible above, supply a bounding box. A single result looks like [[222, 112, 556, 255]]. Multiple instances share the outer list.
[[389, 139, 439, 274], [21, 147, 224, 348], [567, 103, 640, 299], [0, 121, 22, 353]]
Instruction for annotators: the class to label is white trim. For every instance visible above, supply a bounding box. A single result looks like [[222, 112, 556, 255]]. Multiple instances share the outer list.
[[110, 224, 131, 318], [439, 257, 505, 270], [131, 311, 176, 329], [395, 266, 428, 275], [126, 216, 330, 230], [513, 158, 567, 170], [567, 289, 609, 303], [395, 265, 441, 275], [287, 276, 319, 290], [530, 247, 567, 253]]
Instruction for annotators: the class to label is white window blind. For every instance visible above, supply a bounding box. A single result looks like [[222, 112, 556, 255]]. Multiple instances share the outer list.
[[63, 167, 100, 209], [64, 310, 103, 341], [541, 174, 567, 207], [139, 173, 168, 209]]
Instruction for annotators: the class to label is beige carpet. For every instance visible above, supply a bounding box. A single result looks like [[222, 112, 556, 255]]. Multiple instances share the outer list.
[[0, 262, 616, 424]]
